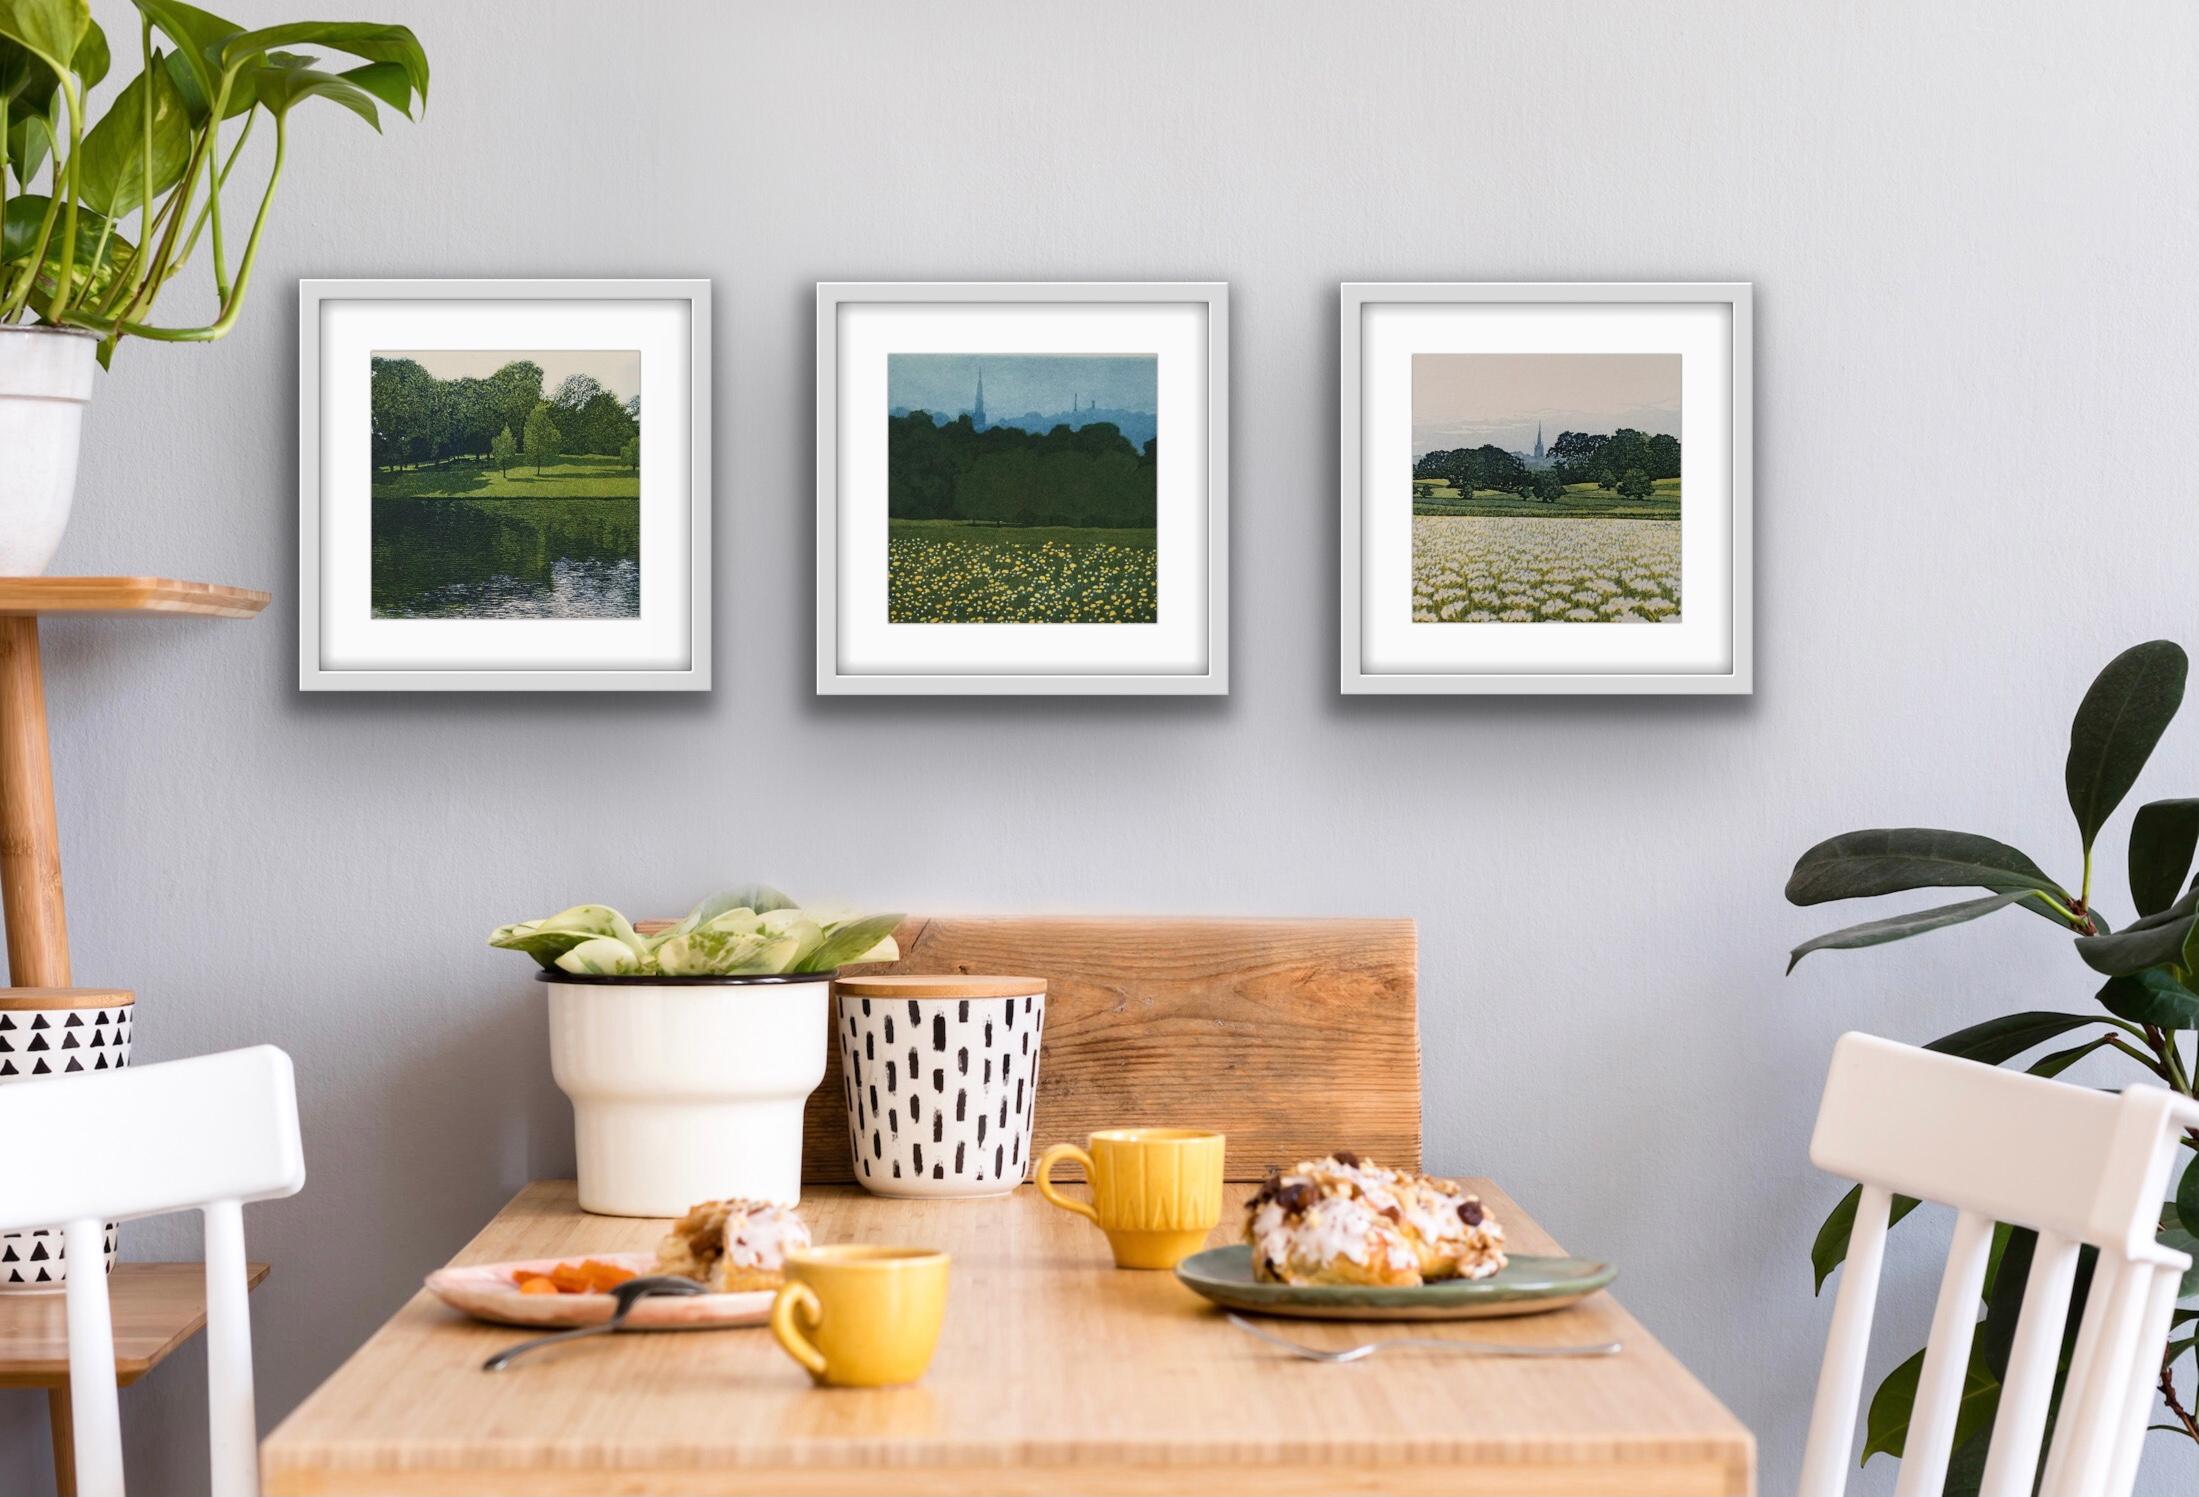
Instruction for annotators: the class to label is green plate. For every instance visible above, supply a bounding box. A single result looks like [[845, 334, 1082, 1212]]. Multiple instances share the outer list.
[[1174, 1244, 1617, 1321]]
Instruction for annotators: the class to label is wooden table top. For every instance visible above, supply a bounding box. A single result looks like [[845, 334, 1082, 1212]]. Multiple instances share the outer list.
[[262, 1182, 1752, 1496], [0, 577, 270, 618], [0, 1261, 270, 1388]]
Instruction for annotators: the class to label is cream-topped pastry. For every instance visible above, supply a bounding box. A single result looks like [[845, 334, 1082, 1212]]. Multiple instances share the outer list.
[[1243, 1153, 1506, 1286], [654, 1199, 811, 1291], [1245, 1175, 1419, 1287]]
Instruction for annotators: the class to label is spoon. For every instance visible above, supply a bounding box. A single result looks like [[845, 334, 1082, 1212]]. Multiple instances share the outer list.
[[482, 1276, 708, 1371], [1224, 1312, 1622, 1363]]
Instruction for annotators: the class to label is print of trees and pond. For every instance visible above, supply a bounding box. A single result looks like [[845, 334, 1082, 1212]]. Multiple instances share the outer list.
[[370, 353, 642, 619]]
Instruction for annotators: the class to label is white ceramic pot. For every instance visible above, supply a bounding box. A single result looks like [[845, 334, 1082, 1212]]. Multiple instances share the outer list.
[[0, 990, 133, 1290], [545, 971, 833, 1216], [0, 325, 98, 575], [832, 975, 1048, 1199]]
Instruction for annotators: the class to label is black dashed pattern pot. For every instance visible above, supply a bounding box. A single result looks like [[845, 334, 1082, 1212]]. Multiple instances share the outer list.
[[0, 990, 132, 1291], [834, 976, 1047, 1198]]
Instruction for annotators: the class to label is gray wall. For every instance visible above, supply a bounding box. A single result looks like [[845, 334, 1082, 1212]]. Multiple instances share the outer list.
[[4, 1, 2194, 1490]]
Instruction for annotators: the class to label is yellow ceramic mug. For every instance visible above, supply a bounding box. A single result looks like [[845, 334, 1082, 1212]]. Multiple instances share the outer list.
[[768, 1245, 950, 1388], [1035, 1128, 1226, 1269]]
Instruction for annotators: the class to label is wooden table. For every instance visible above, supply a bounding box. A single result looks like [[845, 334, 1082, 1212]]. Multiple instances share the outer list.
[[262, 1182, 1753, 1495], [0, 1261, 269, 1495]]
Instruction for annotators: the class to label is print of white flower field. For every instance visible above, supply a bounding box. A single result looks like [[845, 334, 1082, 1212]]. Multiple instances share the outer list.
[[1410, 353, 1681, 623]]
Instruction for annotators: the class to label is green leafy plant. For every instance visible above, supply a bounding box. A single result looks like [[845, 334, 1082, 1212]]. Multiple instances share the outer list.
[[0, 0, 427, 363], [1787, 639, 2199, 1485], [491, 887, 903, 979]]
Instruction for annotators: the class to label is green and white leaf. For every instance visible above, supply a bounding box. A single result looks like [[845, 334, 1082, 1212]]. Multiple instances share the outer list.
[[805, 913, 903, 972], [553, 936, 644, 976], [487, 903, 644, 970]]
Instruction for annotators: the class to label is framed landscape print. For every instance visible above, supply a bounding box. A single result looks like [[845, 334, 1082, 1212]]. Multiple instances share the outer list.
[[299, 279, 710, 690], [816, 282, 1228, 694], [1341, 283, 1752, 694]]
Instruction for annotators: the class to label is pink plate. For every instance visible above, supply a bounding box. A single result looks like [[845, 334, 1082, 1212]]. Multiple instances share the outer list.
[[424, 1252, 774, 1330]]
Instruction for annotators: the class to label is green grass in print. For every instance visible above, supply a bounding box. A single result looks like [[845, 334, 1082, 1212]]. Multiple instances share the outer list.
[[371, 456, 639, 619], [888, 520, 1157, 624]]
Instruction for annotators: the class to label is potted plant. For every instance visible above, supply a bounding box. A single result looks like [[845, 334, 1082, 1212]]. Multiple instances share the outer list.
[[0, 0, 428, 572], [1786, 639, 2199, 1487], [491, 887, 902, 1216]]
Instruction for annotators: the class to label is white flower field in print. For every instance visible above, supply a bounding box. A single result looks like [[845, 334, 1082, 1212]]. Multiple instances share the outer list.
[[1411, 516, 1681, 623]]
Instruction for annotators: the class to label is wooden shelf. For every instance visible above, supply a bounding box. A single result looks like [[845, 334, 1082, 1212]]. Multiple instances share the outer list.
[[0, 1261, 270, 1388], [0, 577, 269, 619]]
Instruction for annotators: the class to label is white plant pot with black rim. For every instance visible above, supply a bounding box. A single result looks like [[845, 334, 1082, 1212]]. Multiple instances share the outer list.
[[0, 325, 99, 576], [544, 970, 834, 1217]]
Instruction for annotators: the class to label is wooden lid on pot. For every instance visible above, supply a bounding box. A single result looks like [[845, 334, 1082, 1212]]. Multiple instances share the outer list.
[[833, 975, 1046, 999]]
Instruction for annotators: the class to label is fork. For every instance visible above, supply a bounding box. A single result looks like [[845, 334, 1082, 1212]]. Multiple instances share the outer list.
[[482, 1276, 707, 1371], [1224, 1312, 1622, 1363]]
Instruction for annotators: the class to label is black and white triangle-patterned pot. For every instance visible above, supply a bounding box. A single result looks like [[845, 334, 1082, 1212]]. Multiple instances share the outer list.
[[0, 991, 133, 1292], [834, 977, 1046, 1199]]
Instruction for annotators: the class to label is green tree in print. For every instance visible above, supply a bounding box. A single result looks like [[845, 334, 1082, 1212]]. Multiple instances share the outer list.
[[620, 436, 639, 474], [490, 426, 516, 477], [522, 402, 562, 477], [1617, 467, 1654, 502]]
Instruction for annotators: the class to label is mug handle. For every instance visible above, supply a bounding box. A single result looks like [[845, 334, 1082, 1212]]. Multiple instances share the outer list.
[[770, 1280, 828, 1378], [1035, 1143, 1100, 1223]]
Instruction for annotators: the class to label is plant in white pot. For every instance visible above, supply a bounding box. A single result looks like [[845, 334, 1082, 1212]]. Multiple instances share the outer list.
[[0, 0, 428, 572], [491, 887, 902, 1217]]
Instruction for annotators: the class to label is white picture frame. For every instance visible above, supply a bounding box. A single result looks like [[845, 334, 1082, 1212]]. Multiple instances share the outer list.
[[1341, 282, 1753, 695], [816, 282, 1228, 695], [298, 278, 711, 691]]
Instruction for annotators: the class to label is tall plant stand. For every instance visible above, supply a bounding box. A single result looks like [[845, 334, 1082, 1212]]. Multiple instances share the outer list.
[[0, 578, 268, 986], [0, 576, 269, 1497]]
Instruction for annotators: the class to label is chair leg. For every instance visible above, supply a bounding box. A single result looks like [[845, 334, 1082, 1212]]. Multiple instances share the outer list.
[[60, 1218, 122, 1497], [47, 1385, 75, 1497], [203, 1199, 259, 1497]]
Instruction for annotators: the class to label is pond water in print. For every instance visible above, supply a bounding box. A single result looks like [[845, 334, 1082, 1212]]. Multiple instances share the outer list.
[[372, 498, 640, 619]]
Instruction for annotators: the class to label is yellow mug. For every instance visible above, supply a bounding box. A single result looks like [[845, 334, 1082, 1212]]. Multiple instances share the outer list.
[[768, 1245, 950, 1388], [1036, 1127, 1226, 1269]]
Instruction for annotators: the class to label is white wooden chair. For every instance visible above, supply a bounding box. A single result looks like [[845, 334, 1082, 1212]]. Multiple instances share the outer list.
[[0, 1046, 304, 1497], [1801, 1031, 2197, 1497]]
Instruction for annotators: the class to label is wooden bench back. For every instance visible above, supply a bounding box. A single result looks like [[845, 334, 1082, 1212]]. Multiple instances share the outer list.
[[806, 916, 1418, 1183]]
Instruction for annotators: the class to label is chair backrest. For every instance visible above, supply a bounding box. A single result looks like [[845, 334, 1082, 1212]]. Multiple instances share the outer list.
[[1800, 1032, 2196, 1497], [634, 914, 1424, 1182], [0, 1046, 304, 1497]]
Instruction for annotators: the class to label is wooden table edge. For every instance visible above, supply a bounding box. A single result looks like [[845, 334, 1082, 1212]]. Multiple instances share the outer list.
[[263, 1449, 1753, 1497]]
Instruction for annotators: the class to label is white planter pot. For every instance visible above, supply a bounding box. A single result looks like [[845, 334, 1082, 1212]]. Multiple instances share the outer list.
[[0, 326, 97, 576], [545, 972, 832, 1216], [0, 990, 133, 1290]]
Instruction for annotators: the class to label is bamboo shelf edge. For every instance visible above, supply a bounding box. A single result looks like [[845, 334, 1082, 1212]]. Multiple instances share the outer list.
[[0, 578, 270, 618]]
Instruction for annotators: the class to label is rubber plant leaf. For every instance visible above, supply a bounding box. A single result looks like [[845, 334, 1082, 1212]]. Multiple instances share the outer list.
[[1786, 828, 2069, 922], [1787, 891, 2033, 972], [2064, 639, 2187, 851]]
